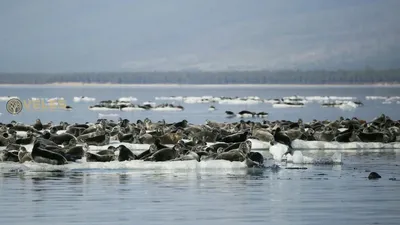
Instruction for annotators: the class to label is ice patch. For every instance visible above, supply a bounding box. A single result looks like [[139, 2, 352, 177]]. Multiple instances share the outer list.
[[118, 97, 137, 102], [46, 97, 64, 103], [120, 107, 146, 111], [142, 101, 156, 106], [73, 96, 96, 102], [155, 96, 184, 101], [98, 113, 120, 118], [0, 159, 248, 173], [218, 99, 260, 105], [292, 139, 400, 150], [338, 101, 358, 111], [269, 144, 342, 165], [151, 107, 183, 111], [366, 96, 388, 100], [0, 96, 19, 101], [89, 107, 120, 111], [272, 103, 304, 108]]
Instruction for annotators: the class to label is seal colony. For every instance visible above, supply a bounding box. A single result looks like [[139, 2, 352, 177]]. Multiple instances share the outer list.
[[0, 114, 398, 168], [89, 100, 184, 111]]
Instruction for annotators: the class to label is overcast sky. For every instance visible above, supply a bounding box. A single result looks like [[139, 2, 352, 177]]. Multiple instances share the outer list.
[[0, 0, 399, 73]]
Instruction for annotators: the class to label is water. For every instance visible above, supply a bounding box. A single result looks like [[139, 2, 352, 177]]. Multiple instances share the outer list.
[[1, 85, 400, 124], [1, 85, 400, 225]]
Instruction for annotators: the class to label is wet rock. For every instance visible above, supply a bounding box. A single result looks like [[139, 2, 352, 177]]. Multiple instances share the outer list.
[[368, 172, 381, 180]]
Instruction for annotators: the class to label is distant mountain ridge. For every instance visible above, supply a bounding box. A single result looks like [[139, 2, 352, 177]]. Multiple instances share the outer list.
[[0, 69, 399, 85]]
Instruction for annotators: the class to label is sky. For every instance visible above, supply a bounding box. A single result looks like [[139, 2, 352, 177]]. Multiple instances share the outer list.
[[0, 0, 399, 73]]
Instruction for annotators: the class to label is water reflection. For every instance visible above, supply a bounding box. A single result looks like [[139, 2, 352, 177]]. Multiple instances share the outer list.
[[0, 154, 398, 225]]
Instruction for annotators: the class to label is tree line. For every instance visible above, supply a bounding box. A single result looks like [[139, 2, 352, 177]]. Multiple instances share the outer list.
[[0, 69, 399, 84]]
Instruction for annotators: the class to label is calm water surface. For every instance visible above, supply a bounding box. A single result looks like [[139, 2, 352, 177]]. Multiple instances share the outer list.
[[1, 85, 400, 225]]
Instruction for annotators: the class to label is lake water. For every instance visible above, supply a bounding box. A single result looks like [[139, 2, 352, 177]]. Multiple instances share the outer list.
[[1, 85, 400, 225]]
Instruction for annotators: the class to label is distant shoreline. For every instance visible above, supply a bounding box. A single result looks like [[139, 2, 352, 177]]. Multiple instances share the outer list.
[[0, 82, 399, 88]]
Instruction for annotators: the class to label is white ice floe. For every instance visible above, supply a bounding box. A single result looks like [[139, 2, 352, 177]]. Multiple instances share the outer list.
[[142, 101, 156, 106], [0, 159, 248, 173], [155, 96, 184, 101], [121, 107, 145, 111], [218, 99, 260, 105], [46, 97, 64, 103], [118, 97, 137, 102], [151, 107, 183, 111], [73, 96, 96, 102], [269, 143, 342, 164], [366, 96, 389, 100], [272, 103, 304, 108], [292, 139, 400, 150], [89, 107, 120, 111], [366, 96, 400, 101], [98, 113, 120, 118], [0, 96, 19, 101], [338, 101, 358, 111]]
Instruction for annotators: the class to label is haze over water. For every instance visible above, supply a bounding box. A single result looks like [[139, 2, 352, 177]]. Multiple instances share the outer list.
[[0, 85, 400, 225]]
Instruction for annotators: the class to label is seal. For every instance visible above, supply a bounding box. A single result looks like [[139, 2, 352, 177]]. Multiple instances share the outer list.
[[157, 130, 184, 144], [368, 172, 381, 180], [15, 130, 35, 145], [144, 145, 180, 162], [273, 127, 293, 156], [219, 131, 249, 143], [33, 119, 43, 131], [225, 111, 235, 118], [173, 151, 200, 162], [18, 147, 32, 163], [117, 145, 136, 161], [237, 110, 256, 118], [85, 133, 110, 146], [31, 142, 68, 165], [136, 144, 158, 160], [47, 132, 77, 145], [356, 131, 390, 143], [215, 142, 249, 162], [86, 151, 115, 162], [63, 143, 88, 161], [0, 149, 19, 162]]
